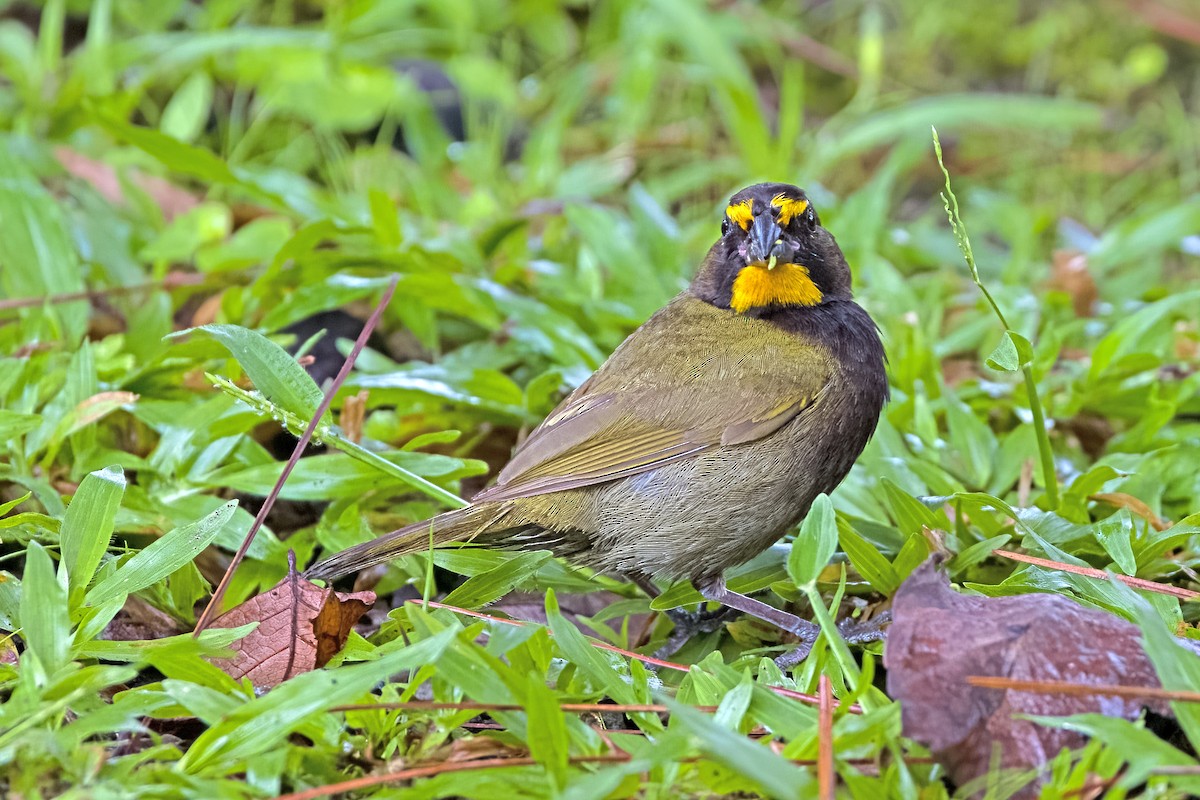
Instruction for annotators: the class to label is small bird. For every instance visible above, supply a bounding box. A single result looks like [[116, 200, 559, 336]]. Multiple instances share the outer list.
[[306, 183, 888, 655]]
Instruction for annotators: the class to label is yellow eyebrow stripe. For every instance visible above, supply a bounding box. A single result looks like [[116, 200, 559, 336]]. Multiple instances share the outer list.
[[772, 194, 809, 226], [725, 200, 754, 230]]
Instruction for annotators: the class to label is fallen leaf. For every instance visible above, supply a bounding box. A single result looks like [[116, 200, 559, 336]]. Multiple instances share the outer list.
[[71, 391, 139, 432], [885, 558, 1189, 797], [54, 146, 200, 222], [0, 636, 17, 665], [440, 735, 525, 763], [1091, 492, 1170, 532], [100, 595, 184, 641], [1062, 413, 1114, 460], [1128, 0, 1200, 45], [209, 562, 374, 689], [1049, 249, 1098, 317]]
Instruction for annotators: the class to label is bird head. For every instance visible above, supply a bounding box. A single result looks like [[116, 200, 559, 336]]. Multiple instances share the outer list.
[[693, 183, 852, 314]]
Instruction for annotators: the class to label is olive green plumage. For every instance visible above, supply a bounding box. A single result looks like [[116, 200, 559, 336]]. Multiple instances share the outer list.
[[306, 183, 888, 593]]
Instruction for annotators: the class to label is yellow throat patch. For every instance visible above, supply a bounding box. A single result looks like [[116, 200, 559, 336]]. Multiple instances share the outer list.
[[730, 263, 823, 313]]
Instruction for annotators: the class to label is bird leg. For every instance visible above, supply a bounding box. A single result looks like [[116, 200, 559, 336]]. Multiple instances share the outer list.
[[837, 610, 891, 645], [658, 606, 742, 659], [697, 576, 821, 664], [634, 575, 890, 666], [629, 573, 741, 659]]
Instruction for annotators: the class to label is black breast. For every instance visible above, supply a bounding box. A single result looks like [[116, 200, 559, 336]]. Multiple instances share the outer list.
[[759, 299, 889, 471]]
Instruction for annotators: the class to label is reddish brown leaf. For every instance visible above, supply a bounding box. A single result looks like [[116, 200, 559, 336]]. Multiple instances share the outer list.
[[1128, 0, 1200, 45], [1049, 249, 1098, 318], [885, 558, 1188, 798], [0, 636, 17, 665], [54, 146, 200, 222], [208, 566, 374, 689]]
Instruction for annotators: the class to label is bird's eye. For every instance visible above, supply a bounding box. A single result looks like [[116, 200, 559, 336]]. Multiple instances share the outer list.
[[721, 218, 732, 236], [806, 206, 817, 229]]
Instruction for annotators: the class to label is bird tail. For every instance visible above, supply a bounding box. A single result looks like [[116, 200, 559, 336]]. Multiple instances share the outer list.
[[303, 503, 513, 582]]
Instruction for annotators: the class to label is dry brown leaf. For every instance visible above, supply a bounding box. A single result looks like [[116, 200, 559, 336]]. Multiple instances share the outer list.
[[74, 391, 139, 429], [208, 566, 374, 689], [885, 558, 1186, 798], [100, 595, 184, 641], [1049, 249, 1098, 318], [1061, 413, 1115, 460], [190, 291, 226, 328], [54, 146, 200, 222], [1091, 492, 1170, 532], [440, 735, 525, 764]]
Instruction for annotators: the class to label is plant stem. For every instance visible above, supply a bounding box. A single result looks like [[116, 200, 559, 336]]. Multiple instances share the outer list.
[[1022, 367, 1059, 508], [932, 127, 1060, 509]]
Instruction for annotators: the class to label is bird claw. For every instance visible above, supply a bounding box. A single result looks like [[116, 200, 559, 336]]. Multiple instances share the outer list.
[[772, 612, 891, 671], [837, 610, 891, 645], [654, 606, 743, 660]]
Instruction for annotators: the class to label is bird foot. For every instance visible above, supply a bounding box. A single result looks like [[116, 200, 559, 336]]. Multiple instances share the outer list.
[[772, 612, 891, 671], [838, 610, 891, 646], [654, 606, 743, 660]]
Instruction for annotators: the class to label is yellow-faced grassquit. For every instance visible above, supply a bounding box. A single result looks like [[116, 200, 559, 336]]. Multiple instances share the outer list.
[[306, 182, 889, 657]]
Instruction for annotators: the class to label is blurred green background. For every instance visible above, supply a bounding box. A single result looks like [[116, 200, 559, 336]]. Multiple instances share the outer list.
[[1, 0, 1199, 796]]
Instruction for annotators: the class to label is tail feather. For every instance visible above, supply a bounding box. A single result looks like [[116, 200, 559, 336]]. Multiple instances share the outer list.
[[303, 503, 512, 581]]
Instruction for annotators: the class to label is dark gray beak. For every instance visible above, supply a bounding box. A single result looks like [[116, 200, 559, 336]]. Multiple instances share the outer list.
[[748, 213, 784, 267]]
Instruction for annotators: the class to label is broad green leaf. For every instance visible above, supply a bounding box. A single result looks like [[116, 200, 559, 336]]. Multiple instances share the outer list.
[[86, 501, 237, 607], [838, 517, 900, 595], [59, 465, 125, 604], [818, 94, 1102, 167], [712, 672, 753, 729], [0, 138, 87, 342], [524, 673, 569, 789], [1035, 713, 1199, 792], [545, 590, 640, 707], [441, 550, 551, 609], [943, 394, 996, 487], [788, 493, 837, 587], [406, 609, 521, 705], [95, 112, 263, 196], [985, 330, 1033, 372], [892, 533, 932, 583], [1114, 577, 1200, 748], [1093, 509, 1138, 576], [948, 533, 1012, 573], [0, 571, 20, 630], [207, 374, 468, 508], [20, 542, 71, 675], [0, 491, 31, 517], [0, 411, 41, 441], [663, 698, 809, 799], [880, 479, 948, 536], [160, 70, 214, 142], [1089, 289, 1200, 379], [180, 324, 325, 420]]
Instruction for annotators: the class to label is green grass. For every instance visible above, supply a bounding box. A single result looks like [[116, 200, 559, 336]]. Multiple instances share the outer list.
[[1, 0, 1199, 797]]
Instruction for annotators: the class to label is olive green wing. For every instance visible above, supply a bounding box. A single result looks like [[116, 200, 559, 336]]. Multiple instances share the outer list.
[[472, 296, 833, 503]]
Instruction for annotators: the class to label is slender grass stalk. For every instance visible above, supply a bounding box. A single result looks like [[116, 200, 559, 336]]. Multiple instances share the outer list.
[[206, 374, 466, 509], [932, 127, 1060, 509]]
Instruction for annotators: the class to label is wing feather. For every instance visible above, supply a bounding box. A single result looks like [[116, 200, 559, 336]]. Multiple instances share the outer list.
[[473, 295, 832, 503]]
